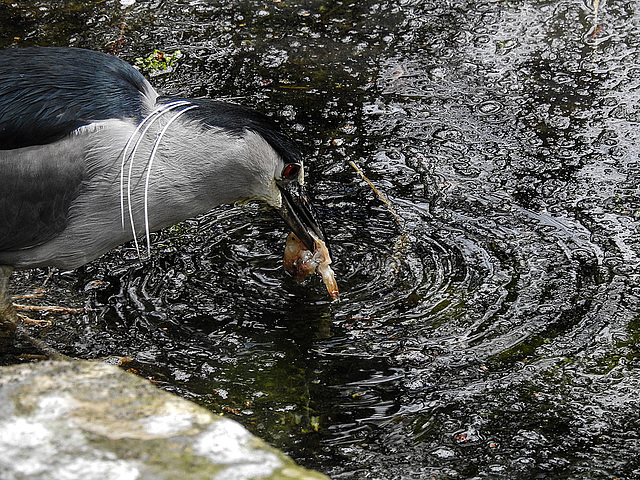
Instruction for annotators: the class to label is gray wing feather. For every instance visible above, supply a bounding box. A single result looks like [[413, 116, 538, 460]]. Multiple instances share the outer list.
[[0, 140, 85, 251], [0, 47, 157, 252], [0, 47, 157, 150]]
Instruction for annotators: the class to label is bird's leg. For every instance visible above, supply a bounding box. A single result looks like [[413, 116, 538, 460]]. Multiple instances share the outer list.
[[0, 265, 23, 348], [0, 271, 120, 363], [0, 265, 15, 319], [0, 265, 72, 361]]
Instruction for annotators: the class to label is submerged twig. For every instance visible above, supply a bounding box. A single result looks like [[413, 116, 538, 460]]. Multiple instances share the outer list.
[[349, 160, 404, 229], [590, 0, 604, 46]]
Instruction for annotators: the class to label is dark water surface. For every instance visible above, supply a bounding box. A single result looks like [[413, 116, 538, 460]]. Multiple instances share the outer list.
[[2, 0, 640, 478]]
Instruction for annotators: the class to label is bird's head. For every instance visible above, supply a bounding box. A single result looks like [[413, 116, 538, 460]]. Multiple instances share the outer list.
[[241, 128, 326, 253], [165, 98, 326, 252]]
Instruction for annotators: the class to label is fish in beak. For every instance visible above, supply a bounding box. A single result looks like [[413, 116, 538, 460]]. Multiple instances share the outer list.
[[276, 180, 339, 299]]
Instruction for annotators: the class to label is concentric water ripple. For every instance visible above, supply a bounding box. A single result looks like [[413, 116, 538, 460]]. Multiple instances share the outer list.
[[4, 0, 640, 478]]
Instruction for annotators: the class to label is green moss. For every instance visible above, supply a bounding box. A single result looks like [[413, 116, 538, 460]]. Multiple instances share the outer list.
[[89, 436, 224, 479], [135, 50, 182, 76]]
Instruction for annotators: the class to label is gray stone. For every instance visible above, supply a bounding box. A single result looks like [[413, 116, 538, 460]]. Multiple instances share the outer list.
[[0, 361, 328, 480]]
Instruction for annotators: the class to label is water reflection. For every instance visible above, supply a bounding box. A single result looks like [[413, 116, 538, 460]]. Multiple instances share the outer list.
[[3, 0, 640, 478]]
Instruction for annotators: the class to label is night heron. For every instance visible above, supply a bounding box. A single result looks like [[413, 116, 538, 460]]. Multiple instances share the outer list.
[[0, 47, 326, 319]]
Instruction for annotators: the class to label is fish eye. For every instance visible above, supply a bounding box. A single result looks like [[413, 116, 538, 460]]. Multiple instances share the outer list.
[[282, 163, 301, 179]]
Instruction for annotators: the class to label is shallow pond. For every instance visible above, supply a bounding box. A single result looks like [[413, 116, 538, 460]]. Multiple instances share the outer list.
[[2, 0, 640, 478]]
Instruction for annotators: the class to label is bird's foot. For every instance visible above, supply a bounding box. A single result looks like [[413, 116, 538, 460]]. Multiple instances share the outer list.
[[12, 287, 85, 316], [0, 302, 73, 362], [10, 292, 85, 327], [13, 302, 85, 315], [16, 313, 52, 328], [11, 289, 46, 301]]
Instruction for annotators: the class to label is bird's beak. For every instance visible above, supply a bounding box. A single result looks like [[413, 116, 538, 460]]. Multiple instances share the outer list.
[[276, 181, 325, 251]]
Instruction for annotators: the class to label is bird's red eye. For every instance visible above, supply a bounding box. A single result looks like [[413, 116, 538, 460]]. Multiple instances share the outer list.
[[282, 164, 301, 179]]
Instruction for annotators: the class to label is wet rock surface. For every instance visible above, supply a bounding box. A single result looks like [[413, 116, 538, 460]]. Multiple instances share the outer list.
[[0, 361, 327, 480]]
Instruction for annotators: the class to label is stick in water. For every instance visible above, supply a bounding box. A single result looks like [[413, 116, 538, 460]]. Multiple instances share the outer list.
[[349, 160, 403, 228]]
